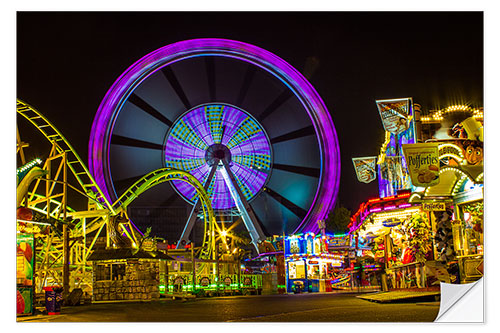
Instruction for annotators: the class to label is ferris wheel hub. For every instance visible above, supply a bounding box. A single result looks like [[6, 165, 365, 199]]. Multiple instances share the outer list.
[[205, 143, 231, 166]]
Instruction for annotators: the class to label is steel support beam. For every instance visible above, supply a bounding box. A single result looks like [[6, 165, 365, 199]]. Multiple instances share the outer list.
[[220, 160, 266, 251], [176, 162, 219, 248]]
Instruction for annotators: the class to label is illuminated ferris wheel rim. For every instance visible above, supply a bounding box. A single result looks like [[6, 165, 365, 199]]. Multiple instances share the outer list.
[[89, 38, 341, 233]]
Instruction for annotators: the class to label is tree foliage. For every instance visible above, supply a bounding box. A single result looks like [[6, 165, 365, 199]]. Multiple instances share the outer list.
[[325, 204, 351, 233]]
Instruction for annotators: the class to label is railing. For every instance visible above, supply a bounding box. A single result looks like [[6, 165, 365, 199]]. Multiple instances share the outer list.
[[386, 262, 426, 289], [163, 273, 262, 295]]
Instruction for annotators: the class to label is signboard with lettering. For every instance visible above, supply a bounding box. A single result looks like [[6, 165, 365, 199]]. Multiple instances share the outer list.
[[402, 143, 440, 187], [328, 236, 350, 247], [422, 202, 446, 211]]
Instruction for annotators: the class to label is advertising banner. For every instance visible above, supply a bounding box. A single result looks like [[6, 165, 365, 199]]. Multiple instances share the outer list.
[[438, 140, 483, 167], [376, 98, 416, 198], [17, 234, 34, 286], [17, 288, 34, 316], [352, 157, 377, 183], [402, 143, 440, 187], [376, 98, 412, 134], [378, 155, 410, 196], [17, 234, 34, 316]]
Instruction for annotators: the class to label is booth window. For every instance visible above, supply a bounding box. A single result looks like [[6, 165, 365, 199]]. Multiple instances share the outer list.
[[288, 261, 305, 279], [95, 263, 126, 281]]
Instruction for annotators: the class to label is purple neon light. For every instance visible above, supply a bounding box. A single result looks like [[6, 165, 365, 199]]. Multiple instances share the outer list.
[[165, 104, 271, 210], [89, 38, 340, 232], [398, 204, 412, 208]]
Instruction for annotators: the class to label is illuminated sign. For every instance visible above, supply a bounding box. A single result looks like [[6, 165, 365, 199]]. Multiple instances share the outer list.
[[141, 238, 156, 252], [290, 239, 300, 254], [328, 236, 350, 247], [422, 202, 446, 211], [382, 218, 402, 227], [200, 277, 210, 287], [223, 277, 232, 286], [288, 261, 305, 279], [402, 143, 440, 187]]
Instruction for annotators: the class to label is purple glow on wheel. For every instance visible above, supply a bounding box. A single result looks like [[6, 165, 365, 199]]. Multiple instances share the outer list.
[[165, 104, 271, 210], [89, 38, 340, 233]]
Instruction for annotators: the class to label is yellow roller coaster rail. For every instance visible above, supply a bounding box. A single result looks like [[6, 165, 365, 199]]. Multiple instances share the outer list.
[[112, 168, 219, 260], [16, 99, 115, 214]]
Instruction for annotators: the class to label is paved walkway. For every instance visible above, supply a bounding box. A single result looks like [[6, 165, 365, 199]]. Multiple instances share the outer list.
[[357, 290, 440, 303], [16, 292, 439, 322]]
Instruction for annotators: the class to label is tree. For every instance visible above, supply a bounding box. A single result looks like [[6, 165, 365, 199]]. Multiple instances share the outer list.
[[325, 204, 351, 233]]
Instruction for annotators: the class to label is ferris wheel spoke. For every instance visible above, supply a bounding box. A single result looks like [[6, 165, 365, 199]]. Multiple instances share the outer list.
[[160, 66, 192, 110], [270, 125, 316, 144], [111, 134, 164, 150], [236, 64, 257, 105], [262, 187, 308, 220], [159, 192, 179, 207], [128, 93, 174, 127], [256, 89, 294, 123], [272, 163, 320, 178]]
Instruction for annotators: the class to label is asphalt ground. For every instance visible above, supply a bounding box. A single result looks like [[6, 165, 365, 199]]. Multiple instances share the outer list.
[[17, 292, 440, 322]]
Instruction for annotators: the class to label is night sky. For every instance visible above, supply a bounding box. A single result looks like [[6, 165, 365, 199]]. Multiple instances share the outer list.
[[16, 11, 483, 213]]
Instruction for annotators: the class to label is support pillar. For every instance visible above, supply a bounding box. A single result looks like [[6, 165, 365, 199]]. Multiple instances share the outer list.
[[63, 224, 70, 302]]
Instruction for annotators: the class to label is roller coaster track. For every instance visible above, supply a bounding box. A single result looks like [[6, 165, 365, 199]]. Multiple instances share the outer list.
[[113, 168, 218, 259], [18, 100, 218, 261], [16, 99, 115, 214]]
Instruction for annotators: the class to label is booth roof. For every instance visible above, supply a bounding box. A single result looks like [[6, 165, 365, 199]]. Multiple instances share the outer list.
[[87, 248, 174, 261]]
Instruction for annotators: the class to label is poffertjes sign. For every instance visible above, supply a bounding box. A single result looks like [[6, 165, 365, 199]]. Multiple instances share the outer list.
[[422, 202, 446, 211], [402, 143, 440, 187]]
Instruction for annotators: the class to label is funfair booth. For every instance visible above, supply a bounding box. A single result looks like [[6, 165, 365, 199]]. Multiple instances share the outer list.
[[284, 232, 349, 293], [406, 104, 483, 284], [350, 101, 484, 289]]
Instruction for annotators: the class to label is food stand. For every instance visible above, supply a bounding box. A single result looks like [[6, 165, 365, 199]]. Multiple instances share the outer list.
[[350, 101, 484, 288]]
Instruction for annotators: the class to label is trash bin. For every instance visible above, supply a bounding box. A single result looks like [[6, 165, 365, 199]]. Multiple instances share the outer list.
[[293, 281, 303, 294], [43, 286, 63, 315]]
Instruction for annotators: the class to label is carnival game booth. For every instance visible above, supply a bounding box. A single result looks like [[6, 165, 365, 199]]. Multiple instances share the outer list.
[[285, 233, 346, 293], [325, 234, 357, 290], [241, 236, 287, 295]]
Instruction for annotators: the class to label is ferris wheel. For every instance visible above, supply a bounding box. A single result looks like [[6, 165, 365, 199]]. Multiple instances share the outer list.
[[89, 38, 340, 248]]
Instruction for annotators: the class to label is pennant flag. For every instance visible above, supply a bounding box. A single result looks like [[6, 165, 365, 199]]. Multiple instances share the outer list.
[[352, 157, 377, 183], [376, 98, 412, 134]]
